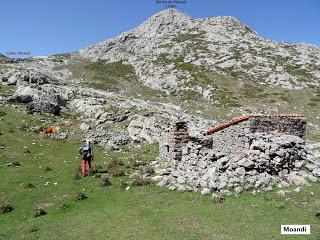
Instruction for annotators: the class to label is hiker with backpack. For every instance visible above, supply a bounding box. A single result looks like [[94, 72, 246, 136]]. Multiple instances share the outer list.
[[79, 139, 94, 176]]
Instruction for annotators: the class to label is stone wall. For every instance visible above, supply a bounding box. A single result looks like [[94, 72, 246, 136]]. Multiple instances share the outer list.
[[207, 115, 306, 137], [156, 115, 319, 194], [248, 115, 306, 138], [207, 115, 307, 157], [160, 115, 307, 162], [155, 132, 319, 194], [210, 121, 251, 157]]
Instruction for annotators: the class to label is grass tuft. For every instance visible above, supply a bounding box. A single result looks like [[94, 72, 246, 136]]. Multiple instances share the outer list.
[[34, 206, 46, 217], [60, 203, 69, 210], [27, 226, 39, 233], [100, 174, 111, 187], [142, 165, 154, 175], [131, 175, 151, 186], [0, 202, 13, 214], [12, 161, 21, 167], [107, 158, 126, 177], [75, 189, 87, 201], [129, 155, 147, 168], [25, 183, 36, 188]]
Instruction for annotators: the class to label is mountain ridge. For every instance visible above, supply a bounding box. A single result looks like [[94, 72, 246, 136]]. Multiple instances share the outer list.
[[79, 9, 320, 96]]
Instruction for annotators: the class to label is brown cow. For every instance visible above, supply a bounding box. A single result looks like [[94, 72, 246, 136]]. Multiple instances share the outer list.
[[44, 127, 60, 135]]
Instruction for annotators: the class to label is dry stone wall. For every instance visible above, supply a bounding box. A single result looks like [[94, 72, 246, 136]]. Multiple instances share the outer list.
[[156, 115, 318, 195], [207, 115, 306, 136], [208, 115, 307, 157], [248, 115, 306, 138], [161, 115, 307, 162], [210, 121, 251, 157]]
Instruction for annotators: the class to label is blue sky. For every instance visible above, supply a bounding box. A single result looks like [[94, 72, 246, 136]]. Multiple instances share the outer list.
[[1, 0, 319, 57]]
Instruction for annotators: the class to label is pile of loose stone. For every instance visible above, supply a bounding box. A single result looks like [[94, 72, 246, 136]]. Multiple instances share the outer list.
[[152, 132, 320, 196]]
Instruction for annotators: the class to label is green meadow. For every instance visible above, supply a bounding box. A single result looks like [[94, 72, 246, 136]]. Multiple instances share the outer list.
[[0, 105, 319, 240]]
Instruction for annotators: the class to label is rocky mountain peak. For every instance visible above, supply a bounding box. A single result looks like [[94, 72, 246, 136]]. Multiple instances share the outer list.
[[79, 9, 320, 95], [150, 8, 191, 20], [132, 8, 193, 38]]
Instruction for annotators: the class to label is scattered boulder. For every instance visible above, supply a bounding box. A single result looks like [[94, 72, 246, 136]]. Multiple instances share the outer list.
[[152, 175, 163, 182], [234, 186, 243, 194], [7, 75, 18, 85], [312, 168, 320, 177], [10, 86, 39, 103], [26, 94, 65, 115], [128, 115, 163, 143], [1, 69, 51, 86], [239, 159, 255, 168], [79, 123, 90, 131], [89, 130, 130, 150], [201, 188, 211, 196], [54, 132, 67, 141], [157, 179, 168, 187]]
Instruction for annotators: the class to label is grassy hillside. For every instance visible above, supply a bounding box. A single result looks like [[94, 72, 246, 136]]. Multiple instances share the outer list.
[[58, 56, 320, 140], [54, 58, 138, 91], [1, 105, 320, 240]]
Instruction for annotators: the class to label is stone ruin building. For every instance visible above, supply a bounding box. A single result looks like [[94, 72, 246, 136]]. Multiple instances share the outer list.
[[156, 115, 320, 194], [160, 115, 307, 162]]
